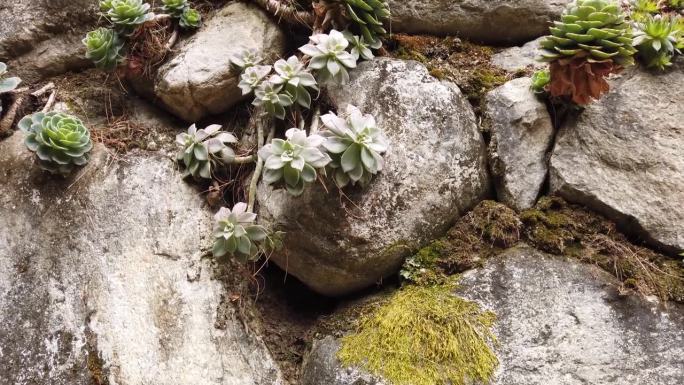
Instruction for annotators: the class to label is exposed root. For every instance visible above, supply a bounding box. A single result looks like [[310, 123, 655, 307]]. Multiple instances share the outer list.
[[41, 90, 57, 113], [0, 91, 27, 136], [253, 0, 314, 26]]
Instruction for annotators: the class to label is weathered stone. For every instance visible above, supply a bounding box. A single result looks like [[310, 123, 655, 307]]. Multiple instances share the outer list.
[[550, 65, 684, 254], [387, 0, 571, 45], [300, 337, 386, 385], [0, 133, 283, 385], [485, 77, 554, 210], [492, 37, 545, 73], [145, 2, 286, 122], [257, 58, 490, 296], [457, 245, 684, 385]]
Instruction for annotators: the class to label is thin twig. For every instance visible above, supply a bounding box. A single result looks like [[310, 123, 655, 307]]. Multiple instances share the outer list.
[[247, 116, 275, 212], [153, 13, 173, 22], [31, 82, 55, 97], [309, 104, 321, 134], [252, 0, 314, 26], [42, 90, 57, 113], [232, 154, 257, 164], [0, 93, 26, 136], [165, 26, 179, 50]]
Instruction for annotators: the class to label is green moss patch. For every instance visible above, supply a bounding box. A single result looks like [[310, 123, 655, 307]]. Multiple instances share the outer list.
[[338, 282, 498, 385]]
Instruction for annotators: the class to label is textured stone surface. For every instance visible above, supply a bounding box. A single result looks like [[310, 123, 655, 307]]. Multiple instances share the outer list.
[[388, 0, 571, 44], [550, 65, 684, 254], [457, 245, 684, 385], [148, 2, 286, 122], [257, 58, 490, 296], [0, 132, 283, 385], [300, 337, 386, 385], [486, 77, 555, 210], [492, 37, 545, 72]]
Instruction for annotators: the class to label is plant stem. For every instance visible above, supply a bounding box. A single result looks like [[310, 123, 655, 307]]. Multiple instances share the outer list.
[[41, 90, 57, 113], [309, 104, 321, 134], [165, 27, 179, 50], [247, 116, 274, 212], [252, 0, 314, 26], [232, 154, 257, 164]]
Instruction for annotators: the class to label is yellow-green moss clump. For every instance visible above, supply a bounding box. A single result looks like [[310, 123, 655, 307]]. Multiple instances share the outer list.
[[338, 282, 498, 385]]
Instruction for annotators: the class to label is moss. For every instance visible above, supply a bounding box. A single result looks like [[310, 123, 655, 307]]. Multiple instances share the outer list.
[[338, 281, 498, 385]]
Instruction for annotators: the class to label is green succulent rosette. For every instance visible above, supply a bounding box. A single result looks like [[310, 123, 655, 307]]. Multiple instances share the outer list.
[[106, 0, 154, 32], [83, 28, 126, 70], [179, 8, 201, 29], [212, 202, 268, 262], [19, 112, 94, 175], [161, 0, 188, 17]]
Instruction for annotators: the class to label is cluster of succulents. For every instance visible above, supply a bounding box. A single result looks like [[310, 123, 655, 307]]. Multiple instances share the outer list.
[[0, 62, 21, 115], [161, 0, 201, 28], [633, 15, 682, 69], [83, 28, 126, 70], [176, 124, 238, 179], [18, 112, 94, 175], [258, 128, 332, 196], [314, 0, 390, 45], [270, 56, 319, 108], [320, 104, 388, 187], [300, 29, 358, 85], [212, 202, 269, 261], [539, 0, 637, 104]]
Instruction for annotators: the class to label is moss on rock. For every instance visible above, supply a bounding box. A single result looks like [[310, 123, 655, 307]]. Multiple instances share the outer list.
[[338, 281, 498, 385]]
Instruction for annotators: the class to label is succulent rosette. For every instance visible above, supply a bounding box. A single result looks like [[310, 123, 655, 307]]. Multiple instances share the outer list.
[[212, 202, 268, 261], [299, 29, 358, 85], [83, 27, 126, 70], [106, 0, 154, 32], [176, 124, 237, 179], [270, 56, 319, 108]]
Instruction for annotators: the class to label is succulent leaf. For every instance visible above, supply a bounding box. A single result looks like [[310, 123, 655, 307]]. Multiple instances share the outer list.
[[212, 202, 268, 261], [179, 7, 201, 29], [83, 28, 126, 70], [161, 0, 188, 17], [176, 123, 237, 179], [633, 15, 681, 70], [299, 29, 358, 85], [106, 0, 154, 32]]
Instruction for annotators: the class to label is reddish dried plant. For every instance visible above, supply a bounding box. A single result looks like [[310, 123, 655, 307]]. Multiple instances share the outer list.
[[548, 56, 622, 105]]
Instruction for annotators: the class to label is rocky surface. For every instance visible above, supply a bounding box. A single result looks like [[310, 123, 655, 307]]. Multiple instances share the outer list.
[[300, 336, 386, 385], [550, 65, 684, 254], [138, 2, 286, 122], [0, 132, 283, 385], [257, 58, 490, 296], [492, 37, 545, 73], [0, 0, 97, 82], [485, 77, 555, 210], [388, 0, 571, 44], [458, 245, 684, 385]]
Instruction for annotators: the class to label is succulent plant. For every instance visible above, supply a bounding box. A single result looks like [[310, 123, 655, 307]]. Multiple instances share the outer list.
[[230, 48, 264, 70], [253, 82, 294, 120], [106, 0, 154, 32], [258, 128, 331, 196], [99, 0, 116, 12], [270, 56, 319, 108], [531, 69, 551, 93], [633, 15, 681, 70], [176, 124, 237, 179], [299, 29, 358, 85], [320, 104, 388, 188], [343, 30, 380, 61], [18, 112, 94, 175], [238, 65, 272, 95], [161, 0, 188, 17], [83, 28, 126, 70], [314, 0, 390, 46], [539, 0, 637, 104], [179, 7, 201, 29], [0, 62, 21, 115], [212, 202, 269, 261]]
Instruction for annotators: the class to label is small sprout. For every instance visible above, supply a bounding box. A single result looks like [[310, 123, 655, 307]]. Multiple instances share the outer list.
[[343, 30, 381, 61], [270, 56, 318, 108], [633, 15, 680, 70], [18, 112, 94, 175], [0, 62, 21, 115], [258, 128, 331, 196], [176, 123, 237, 179], [161, 0, 188, 17], [299, 29, 358, 85], [83, 28, 126, 70], [531, 69, 551, 94], [179, 7, 201, 29], [238, 65, 272, 95], [253, 82, 293, 120], [321, 104, 388, 188], [212, 202, 268, 262], [230, 48, 264, 70], [105, 0, 155, 32]]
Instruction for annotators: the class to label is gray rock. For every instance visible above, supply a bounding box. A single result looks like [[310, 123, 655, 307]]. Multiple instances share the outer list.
[[457, 245, 684, 385], [550, 65, 684, 254], [485, 77, 554, 210], [492, 37, 545, 72], [388, 0, 571, 45], [146, 2, 286, 122], [0, 133, 283, 385], [257, 58, 490, 296], [300, 337, 386, 385]]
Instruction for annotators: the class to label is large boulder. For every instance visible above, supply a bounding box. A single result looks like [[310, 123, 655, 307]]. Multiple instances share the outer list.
[[458, 245, 684, 384], [0, 133, 283, 385], [300, 337, 386, 385], [491, 37, 545, 73], [257, 58, 490, 296], [485, 77, 555, 210], [139, 2, 286, 122], [387, 0, 571, 45], [550, 64, 684, 254]]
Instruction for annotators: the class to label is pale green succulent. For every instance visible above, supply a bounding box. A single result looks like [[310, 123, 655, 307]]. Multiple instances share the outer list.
[[238, 65, 272, 95], [161, 0, 188, 17], [179, 8, 201, 29], [299, 29, 358, 85], [18, 112, 93, 175], [253, 82, 294, 120], [633, 15, 680, 70], [270, 56, 318, 108], [212, 202, 268, 261], [258, 128, 331, 196], [343, 30, 380, 61], [0, 62, 21, 115], [83, 28, 126, 70], [99, 0, 116, 12], [106, 0, 154, 32], [230, 48, 264, 70], [176, 124, 237, 179], [531, 69, 551, 93], [321, 104, 388, 188]]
